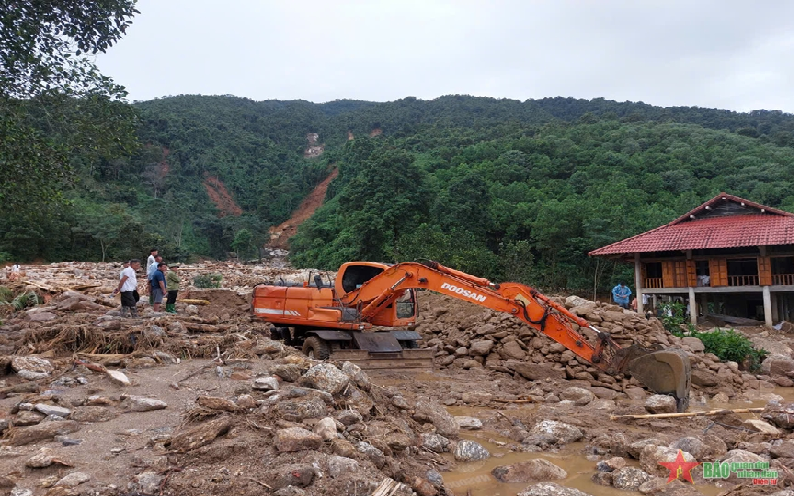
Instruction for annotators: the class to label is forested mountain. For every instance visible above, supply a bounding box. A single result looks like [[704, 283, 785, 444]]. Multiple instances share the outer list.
[[2, 94, 794, 292]]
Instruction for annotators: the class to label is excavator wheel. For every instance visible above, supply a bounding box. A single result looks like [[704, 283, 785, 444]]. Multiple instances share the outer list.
[[303, 337, 331, 360]]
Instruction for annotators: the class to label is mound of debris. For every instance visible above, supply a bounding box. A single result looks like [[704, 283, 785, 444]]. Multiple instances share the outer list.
[[415, 292, 770, 404]]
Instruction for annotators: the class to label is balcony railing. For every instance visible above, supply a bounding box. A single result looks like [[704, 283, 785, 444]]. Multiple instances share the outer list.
[[644, 278, 663, 288], [728, 275, 759, 286], [773, 274, 794, 286]]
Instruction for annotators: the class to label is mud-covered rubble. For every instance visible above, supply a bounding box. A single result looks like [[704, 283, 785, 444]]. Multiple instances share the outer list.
[[0, 344, 467, 496]]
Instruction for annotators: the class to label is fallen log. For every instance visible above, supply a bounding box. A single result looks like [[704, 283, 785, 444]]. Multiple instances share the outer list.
[[611, 407, 764, 420], [178, 299, 211, 305]]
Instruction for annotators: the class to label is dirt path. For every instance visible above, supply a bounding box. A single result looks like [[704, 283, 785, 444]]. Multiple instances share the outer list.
[[268, 168, 338, 249]]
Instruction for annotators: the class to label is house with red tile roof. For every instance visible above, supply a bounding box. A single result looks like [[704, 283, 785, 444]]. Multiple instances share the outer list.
[[590, 193, 794, 327]]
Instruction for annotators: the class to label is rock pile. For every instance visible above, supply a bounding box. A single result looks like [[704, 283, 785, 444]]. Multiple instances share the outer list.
[[416, 292, 769, 403]]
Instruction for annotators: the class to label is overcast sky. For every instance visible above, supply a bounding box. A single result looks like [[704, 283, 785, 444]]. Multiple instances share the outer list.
[[96, 0, 794, 112]]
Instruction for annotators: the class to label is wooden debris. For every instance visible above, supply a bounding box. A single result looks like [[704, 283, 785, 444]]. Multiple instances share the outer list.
[[610, 407, 764, 420], [372, 478, 406, 496]]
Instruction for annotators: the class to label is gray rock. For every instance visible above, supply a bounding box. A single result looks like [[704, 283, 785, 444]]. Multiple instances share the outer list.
[[644, 394, 676, 414], [275, 427, 322, 452], [469, 340, 495, 356], [253, 376, 280, 391], [640, 445, 695, 477], [327, 455, 358, 479], [129, 471, 164, 494], [560, 387, 595, 406], [10, 489, 32, 496], [122, 395, 167, 412], [681, 337, 705, 352], [413, 400, 459, 438], [611, 467, 653, 490], [420, 433, 450, 453], [529, 420, 583, 445], [669, 436, 726, 460], [492, 459, 567, 482], [763, 402, 794, 429], [27, 311, 57, 322], [34, 404, 71, 418], [518, 482, 593, 496], [17, 370, 49, 380], [453, 440, 490, 461], [334, 409, 362, 426], [454, 416, 483, 429], [107, 370, 131, 386], [298, 363, 349, 395], [341, 361, 371, 391], [274, 398, 326, 422], [272, 364, 302, 382], [273, 487, 307, 496], [313, 417, 337, 441], [55, 471, 91, 487]]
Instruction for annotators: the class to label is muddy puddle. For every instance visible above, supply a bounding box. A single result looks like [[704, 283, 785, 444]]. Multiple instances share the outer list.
[[442, 432, 725, 496]]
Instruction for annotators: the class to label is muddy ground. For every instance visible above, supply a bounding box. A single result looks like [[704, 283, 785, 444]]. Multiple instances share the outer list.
[[0, 261, 793, 496]]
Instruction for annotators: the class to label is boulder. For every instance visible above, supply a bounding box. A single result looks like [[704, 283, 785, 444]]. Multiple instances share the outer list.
[[453, 440, 490, 461], [640, 445, 695, 477], [106, 370, 131, 386], [454, 416, 483, 430], [512, 362, 565, 381], [34, 404, 71, 418], [275, 427, 322, 452], [690, 369, 719, 387], [560, 387, 595, 406], [763, 402, 794, 429], [517, 483, 593, 496], [11, 356, 53, 374], [762, 355, 794, 377], [69, 406, 117, 423], [669, 435, 726, 460], [6, 420, 80, 446], [327, 455, 358, 479], [122, 395, 167, 412], [644, 394, 676, 414], [253, 376, 280, 391], [413, 400, 459, 438], [272, 364, 302, 383], [681, 337, 705, 352], [499, 341, 527, 360], [611, 467, 653, 490], [528, 420, 583, 445], [129, 471, 165, 495], [492, 459, 567, 482], [313, 417, 337, 441], [298, 364, 349, 395], [341, 361, 371, 391], [420, 433, 450, 453], [55, 471, 91, 487], [469, 340, 495, 356], [744, 419, 780, 435], [274, 398, 327, 422]]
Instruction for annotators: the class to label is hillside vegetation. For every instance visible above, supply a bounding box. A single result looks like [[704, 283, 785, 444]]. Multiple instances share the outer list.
[[2, 95, 794, 291]]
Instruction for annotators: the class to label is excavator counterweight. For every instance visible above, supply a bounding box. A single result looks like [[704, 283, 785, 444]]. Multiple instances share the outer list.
[[252, 261, 692, 412]]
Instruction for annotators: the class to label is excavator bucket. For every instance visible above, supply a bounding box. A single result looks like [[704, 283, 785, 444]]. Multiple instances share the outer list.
[[625, 348, 691, 412]]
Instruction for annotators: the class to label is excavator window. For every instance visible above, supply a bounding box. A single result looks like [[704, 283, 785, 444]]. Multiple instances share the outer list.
[[396, 290, 415, 319], [341, 265, 384, 293]]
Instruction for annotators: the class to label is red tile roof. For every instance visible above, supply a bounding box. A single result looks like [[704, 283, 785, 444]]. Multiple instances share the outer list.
[[590, 193, 794, 256]]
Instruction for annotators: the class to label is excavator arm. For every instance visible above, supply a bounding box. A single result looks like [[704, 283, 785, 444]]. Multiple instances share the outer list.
[[340, 261, 691, 411]]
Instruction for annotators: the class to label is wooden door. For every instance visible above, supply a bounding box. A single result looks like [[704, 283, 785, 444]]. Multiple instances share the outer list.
[[662, 261, 675, 288], [685, 259, 697, 287], [708, 258, 728, 286], [758, 256, 772, 286]]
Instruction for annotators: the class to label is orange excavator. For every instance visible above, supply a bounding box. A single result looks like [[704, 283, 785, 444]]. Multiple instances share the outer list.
[[253, 261, 691, 411]]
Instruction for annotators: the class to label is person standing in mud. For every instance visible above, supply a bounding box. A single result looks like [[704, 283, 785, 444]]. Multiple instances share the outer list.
[[151, 262, 168, 313], [165, 265, 180, 314], [611, 282, 631, 309], [113, 259, 140, 317], [147, 254, 163, 304]]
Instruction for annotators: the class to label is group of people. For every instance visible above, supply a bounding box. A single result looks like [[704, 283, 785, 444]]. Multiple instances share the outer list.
[[112, 248, 181, 318]]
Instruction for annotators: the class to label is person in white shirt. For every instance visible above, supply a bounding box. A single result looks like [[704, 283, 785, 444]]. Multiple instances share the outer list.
[[113, 259, 141, 317], [146, 249, 158, 274]]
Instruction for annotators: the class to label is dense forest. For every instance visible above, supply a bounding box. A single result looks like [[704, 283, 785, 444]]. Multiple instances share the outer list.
[[3, 94, 794, 292]]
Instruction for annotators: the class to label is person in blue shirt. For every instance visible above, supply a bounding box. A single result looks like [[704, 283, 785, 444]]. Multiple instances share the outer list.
[[150, 263, 168, 312], [147, 255, 162, 304], [611, 282, 632, 309]]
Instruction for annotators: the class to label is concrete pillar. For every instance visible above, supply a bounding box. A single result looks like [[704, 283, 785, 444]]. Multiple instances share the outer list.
[[634, 253, 643, 314], [763, 286, 773, 327], [699, 293, 708, 317], [688, 287, 697, 326], [772, 293, 779, 322], [652, 294, 658, 314]]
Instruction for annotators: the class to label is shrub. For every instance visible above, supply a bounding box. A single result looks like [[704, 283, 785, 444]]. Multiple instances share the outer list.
[[193, 273, 223, 288], [659, 302, 767, 370], [11, 291, 39, 310], [0, 286, 12, 303]]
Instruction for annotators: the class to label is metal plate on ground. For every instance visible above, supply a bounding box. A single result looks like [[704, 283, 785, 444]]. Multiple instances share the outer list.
[[353, 332, 403, 352], [390, 330, 422, 341]]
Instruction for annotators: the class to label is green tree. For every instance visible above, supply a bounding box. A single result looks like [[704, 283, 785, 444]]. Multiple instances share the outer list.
[[0, 0, 139, 212]]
